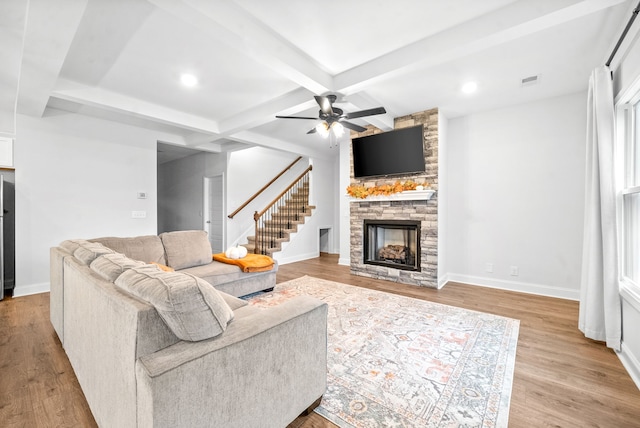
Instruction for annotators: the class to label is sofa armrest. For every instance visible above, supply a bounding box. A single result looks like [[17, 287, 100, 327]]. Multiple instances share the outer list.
[[135, 295, 328, 428], [50, 247, 72, 344]]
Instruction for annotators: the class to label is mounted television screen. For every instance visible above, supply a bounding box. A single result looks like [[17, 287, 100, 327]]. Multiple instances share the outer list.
[[352, 125, 425, 178]]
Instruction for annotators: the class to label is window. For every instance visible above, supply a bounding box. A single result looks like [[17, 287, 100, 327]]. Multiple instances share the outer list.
[[618, 91, 640, 293]]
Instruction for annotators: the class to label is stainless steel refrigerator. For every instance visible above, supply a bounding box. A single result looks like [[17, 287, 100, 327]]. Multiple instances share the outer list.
[[0, 172, 15, 301]]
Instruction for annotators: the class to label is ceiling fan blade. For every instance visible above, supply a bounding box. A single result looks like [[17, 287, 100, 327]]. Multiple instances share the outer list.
[[276, 115, 318, 120], [306, 127, 317, 134], [344, 107, 386, 120], [339, 120, 367, 133], [314, 95, 334, 115]]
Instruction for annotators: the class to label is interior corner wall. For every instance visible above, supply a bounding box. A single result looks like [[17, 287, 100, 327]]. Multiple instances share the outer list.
[[14, 111, 165, 296], [446, 92, 587, 300]]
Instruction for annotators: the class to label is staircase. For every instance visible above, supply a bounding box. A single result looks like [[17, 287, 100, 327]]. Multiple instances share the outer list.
[[243, 171, 315, 255]]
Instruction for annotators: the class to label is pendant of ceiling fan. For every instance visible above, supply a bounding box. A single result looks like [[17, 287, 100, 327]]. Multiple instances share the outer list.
[[276, 94, 386, 135]]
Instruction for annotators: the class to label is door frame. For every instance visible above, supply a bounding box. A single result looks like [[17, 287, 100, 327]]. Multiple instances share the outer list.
[[203, 173, 226, 252]]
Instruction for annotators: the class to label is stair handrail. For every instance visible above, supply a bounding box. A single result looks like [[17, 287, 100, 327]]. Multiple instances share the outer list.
[[228, 156, 303, 219], [253, 165, 312, 254], [254, 165, 312, 221]]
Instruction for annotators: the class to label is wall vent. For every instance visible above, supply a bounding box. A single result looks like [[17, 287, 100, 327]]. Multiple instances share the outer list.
[[521, 75, 540, 87]]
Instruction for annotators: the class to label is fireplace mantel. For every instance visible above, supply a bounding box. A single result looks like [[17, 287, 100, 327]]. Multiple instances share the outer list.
[[348, 189, 435, 203]]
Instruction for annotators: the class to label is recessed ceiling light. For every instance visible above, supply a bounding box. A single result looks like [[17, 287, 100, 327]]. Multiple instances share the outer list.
[[461, 81, 478, 94], [180, 73, 198, 87]]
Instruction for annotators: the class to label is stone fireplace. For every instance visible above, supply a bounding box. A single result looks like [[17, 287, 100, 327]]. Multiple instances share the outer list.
[[363, 220, 421, 271], [349, 108, 439, 288]]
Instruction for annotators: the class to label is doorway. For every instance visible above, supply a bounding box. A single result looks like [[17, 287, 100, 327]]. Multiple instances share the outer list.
[[204, 174, 225, 253]]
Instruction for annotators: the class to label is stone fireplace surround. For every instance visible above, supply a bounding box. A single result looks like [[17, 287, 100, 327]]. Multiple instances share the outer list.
[[349, 108, 439, 288]]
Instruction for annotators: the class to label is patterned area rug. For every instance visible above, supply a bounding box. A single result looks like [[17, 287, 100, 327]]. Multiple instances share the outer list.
[[246, 276, 520, 428]]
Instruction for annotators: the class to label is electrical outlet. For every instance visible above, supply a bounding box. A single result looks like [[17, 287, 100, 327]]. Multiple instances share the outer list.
[[510, 266, 519, 276], [485, 263, 494, 273]]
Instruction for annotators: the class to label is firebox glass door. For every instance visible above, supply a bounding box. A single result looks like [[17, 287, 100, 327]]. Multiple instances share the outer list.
[[363, 220, 420, 271]]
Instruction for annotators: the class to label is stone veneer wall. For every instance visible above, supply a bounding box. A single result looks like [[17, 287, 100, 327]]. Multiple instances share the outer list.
[[349, 108, 439, 287]]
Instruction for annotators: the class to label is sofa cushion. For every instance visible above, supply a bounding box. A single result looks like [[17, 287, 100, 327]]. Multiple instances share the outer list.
[[114, 265, 234, 341], [90, 253, 147, 282], [74, 242, 115, 265], [91, 235, 166, 265], [218, 290, 248, 311], [60, 239, 90, 254], [159, 230, 212, 270]]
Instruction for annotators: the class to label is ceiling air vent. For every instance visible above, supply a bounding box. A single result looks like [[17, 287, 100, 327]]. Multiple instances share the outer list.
[[521, 75, 540, 87]]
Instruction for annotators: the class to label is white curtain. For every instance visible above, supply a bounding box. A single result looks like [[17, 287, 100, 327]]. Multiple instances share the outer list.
[[579, 65, 621, 351]]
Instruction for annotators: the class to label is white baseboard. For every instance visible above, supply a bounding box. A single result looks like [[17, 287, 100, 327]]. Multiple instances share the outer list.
[[12, 282, 50, 297], [338, 257, 350, 266], [445, 273, 579, 301], [618, 343, 640, 391], [437, 273, 450, 289], [275, 251, 320, 265]]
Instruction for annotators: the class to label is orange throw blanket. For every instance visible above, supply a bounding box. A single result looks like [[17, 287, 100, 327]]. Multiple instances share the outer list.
[[212, 253, 275, 273]]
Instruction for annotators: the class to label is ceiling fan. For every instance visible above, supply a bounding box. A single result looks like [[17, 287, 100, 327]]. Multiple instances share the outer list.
[[276, 94, 386, 135]]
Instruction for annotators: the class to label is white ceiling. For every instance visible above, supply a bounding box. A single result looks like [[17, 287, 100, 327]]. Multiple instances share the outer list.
[[2, 0, 636, 159]]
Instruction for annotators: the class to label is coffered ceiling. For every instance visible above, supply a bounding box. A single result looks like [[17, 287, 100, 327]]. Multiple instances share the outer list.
[[2, 0, 635, 159]]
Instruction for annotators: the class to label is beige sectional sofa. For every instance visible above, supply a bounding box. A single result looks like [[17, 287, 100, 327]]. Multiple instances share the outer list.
[[49, 230, 328, 428]]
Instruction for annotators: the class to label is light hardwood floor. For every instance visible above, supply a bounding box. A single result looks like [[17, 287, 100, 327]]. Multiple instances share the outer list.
[[1, 254, 639, 427]]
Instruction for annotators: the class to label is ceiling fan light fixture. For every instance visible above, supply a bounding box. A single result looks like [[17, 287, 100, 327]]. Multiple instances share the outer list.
[[332, 122, 345, 137], [316, 122, 330, 138]]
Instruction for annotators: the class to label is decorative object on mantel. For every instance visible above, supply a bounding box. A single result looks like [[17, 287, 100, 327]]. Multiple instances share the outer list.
[[346, 180, 430, 199]]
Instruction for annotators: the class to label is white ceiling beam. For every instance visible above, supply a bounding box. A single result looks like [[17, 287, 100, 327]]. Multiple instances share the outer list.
[[17, 0, 88, 118], [334, 0, 628, 93], [217, 88, 317, 135], [230, 130, 329, 160], [51, 79, 222, 137], [149, 0, 333, 95], [0, 0, 28, 135]]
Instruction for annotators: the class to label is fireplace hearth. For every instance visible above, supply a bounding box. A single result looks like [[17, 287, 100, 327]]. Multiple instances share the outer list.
[[363, 220, 421, 271]]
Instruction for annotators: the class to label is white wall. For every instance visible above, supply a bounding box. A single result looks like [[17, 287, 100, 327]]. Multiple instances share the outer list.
[[446, 92, 587, 299], [437, 112, 449, 287], [338, 139, 351, 265], [14, 111, 169, 296]]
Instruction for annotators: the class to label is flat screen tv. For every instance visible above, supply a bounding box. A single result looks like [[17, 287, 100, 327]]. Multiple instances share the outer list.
[[352, 125, 425, 178]]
